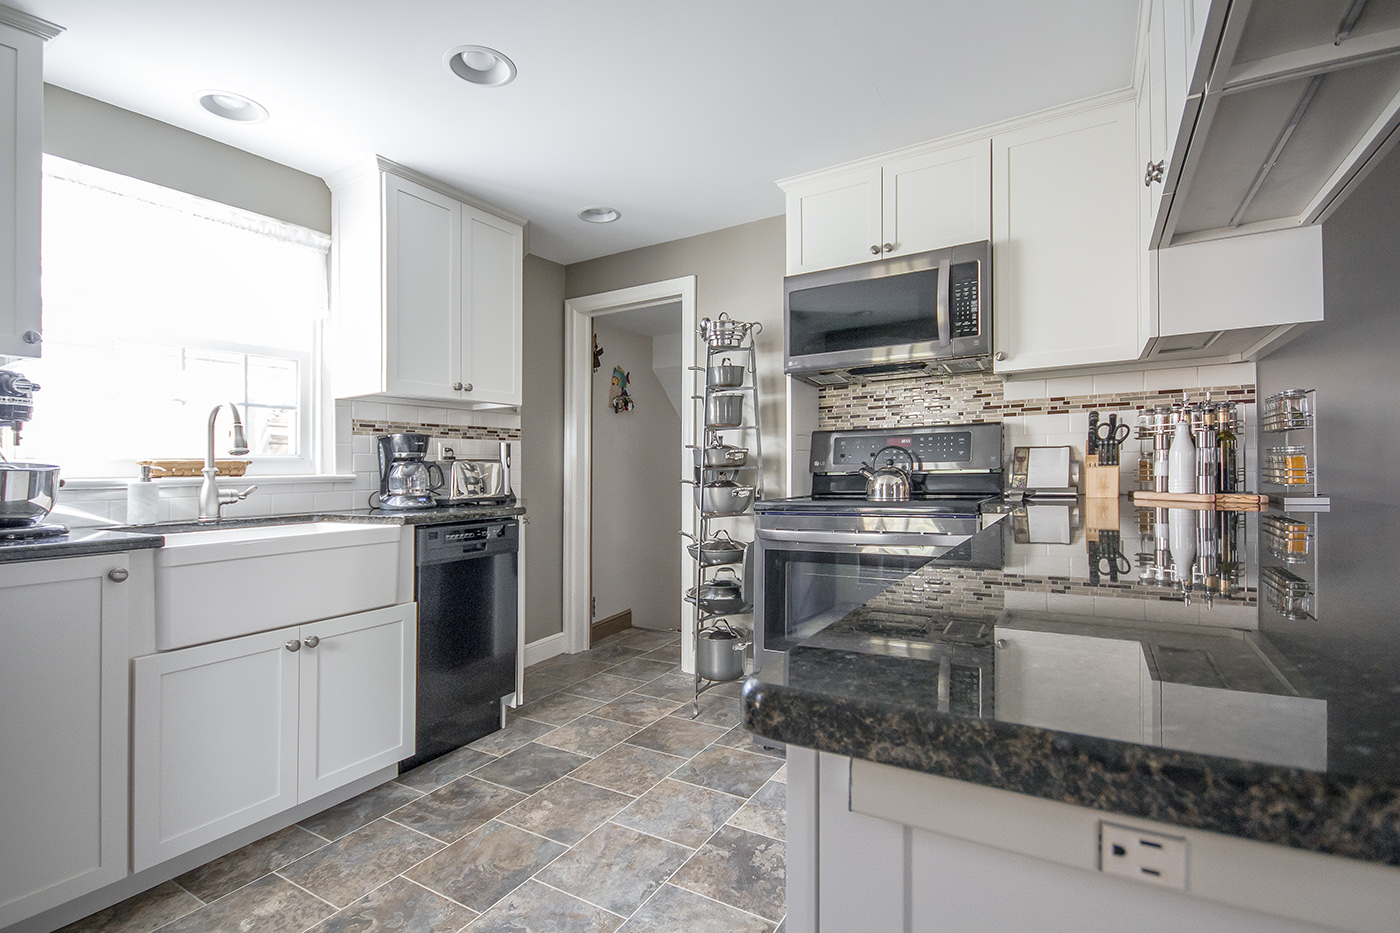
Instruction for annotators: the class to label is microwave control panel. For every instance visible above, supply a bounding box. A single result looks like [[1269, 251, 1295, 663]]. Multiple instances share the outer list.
[[950, 261, 980, 339]]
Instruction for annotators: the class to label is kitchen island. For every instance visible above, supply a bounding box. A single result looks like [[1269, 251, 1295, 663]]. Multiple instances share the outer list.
[[743, 496, 1400, 932]]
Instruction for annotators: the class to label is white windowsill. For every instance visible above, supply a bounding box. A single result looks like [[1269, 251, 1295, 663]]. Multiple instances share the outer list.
[[62, 473, 359, 492]]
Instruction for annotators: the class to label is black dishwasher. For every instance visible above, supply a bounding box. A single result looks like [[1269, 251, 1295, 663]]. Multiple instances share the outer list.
[[403, 519, 518, 771]]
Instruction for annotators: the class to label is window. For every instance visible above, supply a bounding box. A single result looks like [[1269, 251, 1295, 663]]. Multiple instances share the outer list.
[[19, 156, 329, 477]]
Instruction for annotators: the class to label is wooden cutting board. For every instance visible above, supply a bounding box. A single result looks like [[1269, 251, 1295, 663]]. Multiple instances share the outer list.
[[1131, 491, 1269, 511]]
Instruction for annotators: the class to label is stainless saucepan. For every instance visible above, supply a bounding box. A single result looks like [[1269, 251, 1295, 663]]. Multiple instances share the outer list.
[[706, 357, 746, 388], [690, 479, 755, 515], [689, 437, 748, 468], [687, 567, 748, 615], [705, 393, 745, 428], [683, 528, 748, 567], [0, 462, 60, 527]]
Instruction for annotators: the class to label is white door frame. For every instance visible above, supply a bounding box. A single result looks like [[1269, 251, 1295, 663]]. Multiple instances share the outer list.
[[563, 276, 697, 661]]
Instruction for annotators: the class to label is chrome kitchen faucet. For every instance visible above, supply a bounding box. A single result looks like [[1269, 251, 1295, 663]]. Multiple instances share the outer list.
[[199, 402, 258, 521]]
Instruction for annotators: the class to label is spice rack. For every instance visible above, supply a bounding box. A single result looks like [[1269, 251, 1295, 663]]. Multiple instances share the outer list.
[[1258, 511, 1321, 622], [1259, 388, 1329, 509], [683, 314, 763, 716]]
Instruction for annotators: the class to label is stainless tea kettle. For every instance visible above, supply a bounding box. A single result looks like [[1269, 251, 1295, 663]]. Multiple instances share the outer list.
[[859, 446, 916, 501]]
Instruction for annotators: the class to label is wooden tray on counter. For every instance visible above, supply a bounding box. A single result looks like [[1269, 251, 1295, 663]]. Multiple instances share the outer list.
[[1132, 491, 1269, 511], [138, 459, 251, 478]]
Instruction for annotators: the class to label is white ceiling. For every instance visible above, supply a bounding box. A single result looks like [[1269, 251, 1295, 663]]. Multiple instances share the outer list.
[[21, 0, 1141, 265]]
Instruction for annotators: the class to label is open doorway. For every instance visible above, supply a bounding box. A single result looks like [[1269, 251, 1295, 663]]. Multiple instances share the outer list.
[[589, 303, 684, 644], [563, 277, 698, 668]]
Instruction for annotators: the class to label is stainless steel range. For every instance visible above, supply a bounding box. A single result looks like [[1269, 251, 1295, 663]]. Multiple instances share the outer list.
[[752, 423, 1004, 669]]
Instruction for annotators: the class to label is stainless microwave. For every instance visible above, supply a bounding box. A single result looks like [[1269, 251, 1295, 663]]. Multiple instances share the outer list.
[[783, 240, 991, 386]]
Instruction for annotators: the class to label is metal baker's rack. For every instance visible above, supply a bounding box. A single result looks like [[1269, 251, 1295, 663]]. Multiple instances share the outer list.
[[683, 313, 763, 716]]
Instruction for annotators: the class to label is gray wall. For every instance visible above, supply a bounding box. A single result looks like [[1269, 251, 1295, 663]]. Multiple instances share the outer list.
[[43, 85, 330, 233], [521, 253, 567, 643], [590, 319, 682, 631], [566, 215, 788, 494]]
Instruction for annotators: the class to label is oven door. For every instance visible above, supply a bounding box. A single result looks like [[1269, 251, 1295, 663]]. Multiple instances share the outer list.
[[753, 524, 977, 670]]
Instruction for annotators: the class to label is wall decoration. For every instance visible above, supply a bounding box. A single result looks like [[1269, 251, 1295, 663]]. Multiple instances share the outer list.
[[609, 365, 635, 413], [593, 333, 604, 372]]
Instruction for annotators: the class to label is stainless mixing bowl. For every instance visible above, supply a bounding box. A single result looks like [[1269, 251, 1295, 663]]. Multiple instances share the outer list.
[[0, 462, 60, 526]]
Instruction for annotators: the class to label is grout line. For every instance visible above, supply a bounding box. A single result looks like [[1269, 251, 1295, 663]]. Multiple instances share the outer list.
[[531, 877, 629, 920], [168, 878, 206, 906], [272, 871, 342, 911], [601, 817, 700, 852], [398, 873, 479, 915], [381, 815, 454, 847], [669, 881, 787, 927]]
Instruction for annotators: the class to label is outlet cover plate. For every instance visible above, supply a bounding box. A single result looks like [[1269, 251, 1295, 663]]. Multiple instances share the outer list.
[[1100, 820, 1187, 890]]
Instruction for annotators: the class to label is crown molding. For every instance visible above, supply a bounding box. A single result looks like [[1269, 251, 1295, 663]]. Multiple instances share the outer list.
[[0, 4, 64, 40]]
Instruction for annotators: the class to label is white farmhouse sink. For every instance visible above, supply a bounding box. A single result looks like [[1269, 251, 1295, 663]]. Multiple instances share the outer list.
[[154, 521, 404, 650]]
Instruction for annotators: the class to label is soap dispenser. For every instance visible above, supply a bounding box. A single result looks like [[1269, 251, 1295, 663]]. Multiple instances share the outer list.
[[127, 465, 159, 525]]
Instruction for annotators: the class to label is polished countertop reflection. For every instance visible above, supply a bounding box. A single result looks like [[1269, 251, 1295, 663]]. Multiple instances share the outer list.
[[742, 495, 1400, 865]]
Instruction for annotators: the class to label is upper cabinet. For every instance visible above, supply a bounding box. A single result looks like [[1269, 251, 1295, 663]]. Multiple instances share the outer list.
[[780, 138, 991, 275], [327, 157, 525, 408], [0, 7, 62, 360], [1146, 0, 1400, 247]]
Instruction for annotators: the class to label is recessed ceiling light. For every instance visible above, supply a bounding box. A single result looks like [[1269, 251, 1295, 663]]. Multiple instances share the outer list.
[[445, 45, 517, 87], [577, 207, 621, 224], [196, 90, 268, 123]]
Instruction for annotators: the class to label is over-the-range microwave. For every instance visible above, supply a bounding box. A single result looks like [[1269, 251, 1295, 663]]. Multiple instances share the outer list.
[[783, 239, 991, 387]]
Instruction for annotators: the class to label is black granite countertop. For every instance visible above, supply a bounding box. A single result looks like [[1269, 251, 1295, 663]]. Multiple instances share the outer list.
[[743, 496, 1400, 866], [0, 526, 165, 562]]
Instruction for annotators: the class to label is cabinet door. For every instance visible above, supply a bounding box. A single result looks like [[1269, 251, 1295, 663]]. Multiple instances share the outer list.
[[132, 628, 299, 871], [384, 174, 461, 400], [460, 205, 523, 407], [992, 100, 1143, 372], [0, 21, 43, 359], [298, 604, 416, 800], [881, 138, 991, 256], [0, 555, 129, 928], [784, 167, 883, 274]]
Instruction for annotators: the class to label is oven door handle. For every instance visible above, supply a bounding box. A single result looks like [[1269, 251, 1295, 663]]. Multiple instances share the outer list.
[[757, 528, 970, 548]]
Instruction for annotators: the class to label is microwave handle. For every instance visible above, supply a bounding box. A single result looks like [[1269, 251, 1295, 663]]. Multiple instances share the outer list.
[[936, 257, 952, 348]]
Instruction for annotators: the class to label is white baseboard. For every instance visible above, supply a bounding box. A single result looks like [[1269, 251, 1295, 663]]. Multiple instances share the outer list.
[[523, 632, 566, 667]]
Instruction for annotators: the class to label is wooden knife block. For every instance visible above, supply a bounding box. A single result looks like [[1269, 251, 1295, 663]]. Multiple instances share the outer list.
[[1084, 454, 1120, 500]]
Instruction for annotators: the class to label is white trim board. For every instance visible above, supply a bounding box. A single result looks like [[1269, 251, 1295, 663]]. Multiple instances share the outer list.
[[562, 277, 697, 671], [523, 632, 566, 668]]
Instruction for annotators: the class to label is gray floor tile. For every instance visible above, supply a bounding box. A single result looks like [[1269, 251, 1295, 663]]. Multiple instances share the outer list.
[[635, 644, 681, 665], [535, 654, 616, 684], [630, 672, 700, 703], [670, 746, 783, 798], [498, 777, 633, 845], [683, 694, 743, 729], [625, 717, 728, 759], [603, 658, 678, 682], [716, 725, 785, 758], [305, 875, 477, 933], [389, 776, 527, 843], [618, 884, 773, 933], [396, 746, 498, 794], [613, 779, 744, 848], [299, 781, 425, 842], [513, 691, 606, 726], [523, 669, 571, 701], [612, 630, 678, 650], [563, 672, 649, 702], [584, 643, 649, 665], [470, 742, 591, 794], [468, 717, 557, 756], [404, 820, 568, 913], [157, 874, 336, 933], [54, 880, 202, 933], [726, 781, 785, 841], [175, 824, 327, 902], [535, 714, 639, 757], [670, 826, 785, 923], [467, 879, 623, 933], [536, 823, 690, 917], [278, 818, 443, 909], [566, 744, 688, 797], [590, 693, 685, 728]]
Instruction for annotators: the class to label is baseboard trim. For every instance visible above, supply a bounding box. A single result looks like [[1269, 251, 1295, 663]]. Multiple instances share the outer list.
[[591, 609, 632, 646], [524, 632, 567, 667]]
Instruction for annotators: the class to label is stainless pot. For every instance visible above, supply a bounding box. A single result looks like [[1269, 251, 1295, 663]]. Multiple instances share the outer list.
[[696, 620, 748, 681], [0, 462, 60, 526], [694, 479, 755, 515], [859, 446, 915, 501], [706, 357, 745, 388], [687, 567, 747, 615], [705, 393, 745, 427], [685, 529, 747, 567], [690, 437, 748, 468], [698, 313, 761, 349]]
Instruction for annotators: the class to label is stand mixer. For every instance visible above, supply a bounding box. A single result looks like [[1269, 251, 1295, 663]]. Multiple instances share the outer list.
[[0, 369, 66, 539]]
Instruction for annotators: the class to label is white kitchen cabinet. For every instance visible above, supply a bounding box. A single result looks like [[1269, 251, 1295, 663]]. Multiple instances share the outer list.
[[133, 602, 416, 870], [0, 553, 130, 929], [0, 8, 61, 359], [328, 157, 525, 407], [991, 98, 1143, 373], [781, 138, 991, 275]]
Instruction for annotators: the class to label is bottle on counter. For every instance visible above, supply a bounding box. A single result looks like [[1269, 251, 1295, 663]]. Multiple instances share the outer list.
[[127, 464, 158, 524], [1217, 405, 1238, 493], [1168, 415, 1196, 494]]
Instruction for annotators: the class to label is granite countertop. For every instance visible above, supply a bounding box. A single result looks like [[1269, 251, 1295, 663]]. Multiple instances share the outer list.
[[0, 503, 525, 561], [742, 495, 1400, 866]]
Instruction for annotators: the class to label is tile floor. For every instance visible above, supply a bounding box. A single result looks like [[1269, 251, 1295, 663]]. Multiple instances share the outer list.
[[60, 628, 786, 933]]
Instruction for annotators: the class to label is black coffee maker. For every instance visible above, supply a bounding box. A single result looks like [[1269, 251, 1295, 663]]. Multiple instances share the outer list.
[[375, 433, 442, 509]]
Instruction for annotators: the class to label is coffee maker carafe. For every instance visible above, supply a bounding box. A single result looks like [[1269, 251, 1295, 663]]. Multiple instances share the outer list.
[[376, 433, 442, 510]]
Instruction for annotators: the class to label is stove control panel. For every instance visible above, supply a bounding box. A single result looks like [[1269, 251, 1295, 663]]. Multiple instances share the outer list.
[[810, 423, 1002, 474]]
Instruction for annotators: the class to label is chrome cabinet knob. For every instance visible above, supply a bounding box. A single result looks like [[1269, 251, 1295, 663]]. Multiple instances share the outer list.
[[995, 638, 1008, 649], [463, 383, 473, 392], [994, 351, 1007, 362], [22, 330, 40, 344], [1144, 159, 1165, 186], [883, 243, 894, 252], [870, 245, 881, 255], [303, 635, 320, 648], [107, 568, 128, 583], [452, 381, 463, 391], [285, 640, 301, 652]]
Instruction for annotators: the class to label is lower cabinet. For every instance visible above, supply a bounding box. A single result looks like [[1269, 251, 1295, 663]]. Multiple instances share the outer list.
[[132, 602, 416, 870], [0, 554, 131, 929]]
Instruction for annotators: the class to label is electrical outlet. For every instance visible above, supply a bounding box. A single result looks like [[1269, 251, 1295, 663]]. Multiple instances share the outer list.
[[1099, 821, 1187, 890]]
